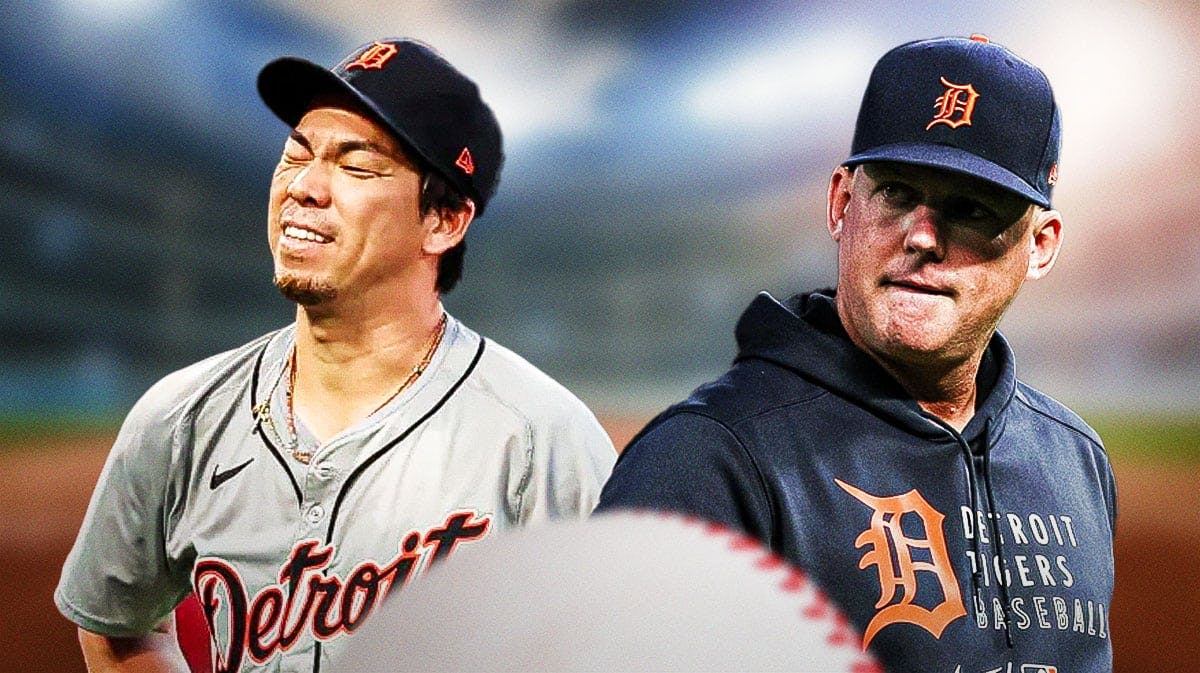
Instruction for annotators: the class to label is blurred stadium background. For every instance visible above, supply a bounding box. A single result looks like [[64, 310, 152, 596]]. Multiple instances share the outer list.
[[2, 1, 1196, 671]]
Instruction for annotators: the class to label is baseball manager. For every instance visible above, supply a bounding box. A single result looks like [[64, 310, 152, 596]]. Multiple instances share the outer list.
[[597, 35, 1117, 672]]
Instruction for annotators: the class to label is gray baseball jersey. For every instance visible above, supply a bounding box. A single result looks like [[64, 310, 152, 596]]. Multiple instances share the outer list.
[[55, 315, 616, 672]]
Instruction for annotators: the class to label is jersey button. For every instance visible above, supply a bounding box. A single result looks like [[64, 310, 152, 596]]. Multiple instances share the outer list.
[[306, 504, 325, 525]]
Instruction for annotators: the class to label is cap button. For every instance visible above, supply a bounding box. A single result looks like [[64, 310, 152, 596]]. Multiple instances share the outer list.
[[969, 34, 990, 43]]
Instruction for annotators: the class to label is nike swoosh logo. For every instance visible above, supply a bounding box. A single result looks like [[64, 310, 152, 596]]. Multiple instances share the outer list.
[[210, 458, 254, 490]]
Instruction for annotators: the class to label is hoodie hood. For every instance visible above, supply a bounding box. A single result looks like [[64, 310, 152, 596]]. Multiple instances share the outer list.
[[734, 290, 1017, 445]]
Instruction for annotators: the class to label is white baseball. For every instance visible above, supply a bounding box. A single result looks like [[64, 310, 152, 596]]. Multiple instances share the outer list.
[[331, 511, 881, 672]]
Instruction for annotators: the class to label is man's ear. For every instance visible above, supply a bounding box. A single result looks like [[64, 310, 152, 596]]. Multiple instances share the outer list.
[[827, 166, 853, 241], [423, 200, 476, 256], [1026, 208, 1063, 281]]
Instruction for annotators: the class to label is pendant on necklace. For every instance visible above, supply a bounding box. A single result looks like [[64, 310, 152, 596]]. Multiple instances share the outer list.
[[280, 433, 310, 464]]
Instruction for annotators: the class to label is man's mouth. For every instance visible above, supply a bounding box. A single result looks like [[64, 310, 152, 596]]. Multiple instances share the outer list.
[[283, 225, 331, 244], [884, 278, 953, 296]]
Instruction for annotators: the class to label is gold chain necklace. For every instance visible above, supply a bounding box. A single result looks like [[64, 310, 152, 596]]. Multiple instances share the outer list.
[[266, 313, 448, 464]]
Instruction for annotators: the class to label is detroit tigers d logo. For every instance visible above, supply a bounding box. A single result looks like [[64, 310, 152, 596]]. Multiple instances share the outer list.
[[835, 479, 966, 648], [926, 77, 979, 130], [346, 42, 399, 70]]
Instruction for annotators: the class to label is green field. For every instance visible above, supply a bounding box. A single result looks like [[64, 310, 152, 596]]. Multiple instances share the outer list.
[[3, 412, 1198, 462], [0, 414, 121, 451], [1088, 413, 1200, 463]]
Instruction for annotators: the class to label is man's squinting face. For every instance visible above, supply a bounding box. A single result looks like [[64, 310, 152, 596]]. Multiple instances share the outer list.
[[268, 105, 425, 306], [829, 162, 1060, 369]]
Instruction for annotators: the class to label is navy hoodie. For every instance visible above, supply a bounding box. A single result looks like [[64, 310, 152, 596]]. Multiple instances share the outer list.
[[597, 291, 1116, 672]]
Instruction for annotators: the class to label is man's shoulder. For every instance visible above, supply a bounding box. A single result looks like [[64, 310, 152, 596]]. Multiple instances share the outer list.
[[668, 357, 830, 430], [1012, 381, 1104, 449], [463, 332, 601, 425], [459, 331, 615, 459], [130, 329, 285, 423], [616, 357, 830, 461], [102, 329, 285, 466]]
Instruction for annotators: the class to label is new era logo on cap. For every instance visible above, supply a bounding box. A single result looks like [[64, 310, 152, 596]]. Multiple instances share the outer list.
[[845, 35, 1061, 208], [455, 147, 475, 175]]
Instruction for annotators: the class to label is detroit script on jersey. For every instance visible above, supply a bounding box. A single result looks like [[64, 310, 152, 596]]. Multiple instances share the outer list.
[[195, 511, 490, 671]]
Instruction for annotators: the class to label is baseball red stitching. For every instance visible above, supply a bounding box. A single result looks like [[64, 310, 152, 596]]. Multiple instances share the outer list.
[[630, 510, 881, 669]]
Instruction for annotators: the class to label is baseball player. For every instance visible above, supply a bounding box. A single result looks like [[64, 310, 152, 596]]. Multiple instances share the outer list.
[[597, 36, 1117, 672], [56, 38, 616, 672]]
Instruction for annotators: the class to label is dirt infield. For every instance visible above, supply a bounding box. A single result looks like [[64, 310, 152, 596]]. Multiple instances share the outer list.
[[5, 427, 1195, 673]]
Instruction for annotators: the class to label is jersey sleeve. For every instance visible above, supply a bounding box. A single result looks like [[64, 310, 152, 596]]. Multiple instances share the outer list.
[[54, 381, 193, 637], [514, 396, 616, 523], [594, 411, 773, 542]]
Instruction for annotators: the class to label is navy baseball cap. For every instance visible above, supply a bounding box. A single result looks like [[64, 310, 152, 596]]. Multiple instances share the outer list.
[[258, 38, 503, 215], [845, 35, 1060, 208]]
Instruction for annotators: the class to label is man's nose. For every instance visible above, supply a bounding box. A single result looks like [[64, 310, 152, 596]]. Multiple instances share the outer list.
[[902, 205, 947, 260], [286, 162, 332, 207]]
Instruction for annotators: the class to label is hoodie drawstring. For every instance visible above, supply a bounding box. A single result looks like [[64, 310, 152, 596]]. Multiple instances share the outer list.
[[955, 433, 985, 619], [979, 419, 1015, 647], [938, 417, 1014, 649]]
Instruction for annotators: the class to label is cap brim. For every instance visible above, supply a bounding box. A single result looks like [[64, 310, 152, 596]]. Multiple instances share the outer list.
[[844, 143, 1050, 208], [258, 57, 354, 127], [256, 57, 437, 174]]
